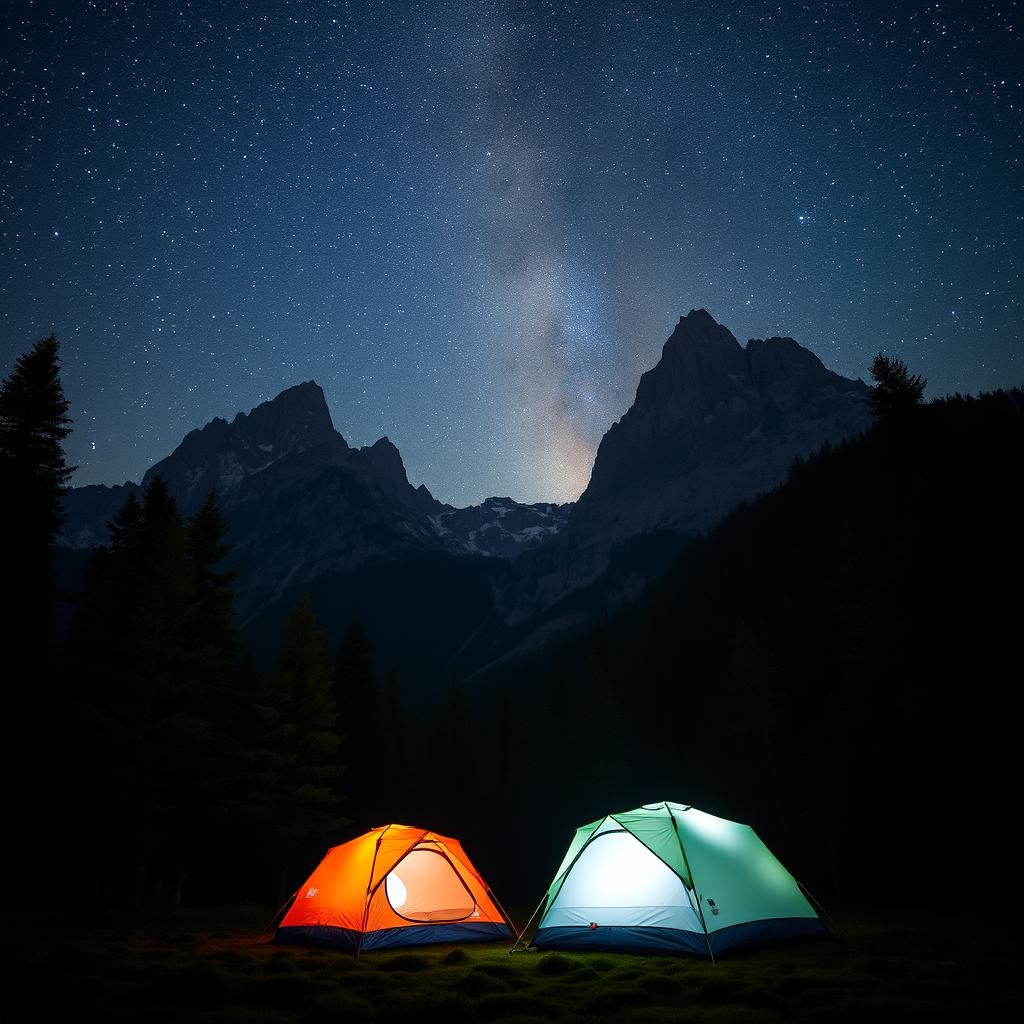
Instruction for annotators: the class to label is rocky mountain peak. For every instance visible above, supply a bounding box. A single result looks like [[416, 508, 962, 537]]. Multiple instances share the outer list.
[[136, 380, 343, 514], [632, 309, 746, 417], [358, 436, 410, 488], [227, 380, 339, 450], [676, 307, 739, 341], [571, 311, 871, 546]]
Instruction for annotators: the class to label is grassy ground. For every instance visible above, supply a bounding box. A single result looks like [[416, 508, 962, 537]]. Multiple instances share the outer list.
[[0, 906, 1015, 1021]]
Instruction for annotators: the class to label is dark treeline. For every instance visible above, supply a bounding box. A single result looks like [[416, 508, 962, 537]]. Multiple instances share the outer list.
[[1, 336, 74, 893], [60, 481, 364, 910], [6, 336, 1021, 914], [465, 384, 1024, 904]]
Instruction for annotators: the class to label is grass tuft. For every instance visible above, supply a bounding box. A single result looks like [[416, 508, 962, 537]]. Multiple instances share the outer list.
[[210, 949, 251, 966], [257, 972, 315, 1003], [376, 952, 433, 972], [457, 968, 511, 995], [137, 964, 234, 1003], [536, 952, 574, 976], [475, 992, 548, 1020], [640, 973, 682, 995], [331, 955, 362, 972], [475, 961, 517, 979], [374, 992, 477, 1023], [735, 987, 785, 1012], [306, 992, 376, 1022], [262, 950, 297, 974], [582, 985, 654, 1014], [564, 964, 600, 982], [694, 975, 736, 1002]]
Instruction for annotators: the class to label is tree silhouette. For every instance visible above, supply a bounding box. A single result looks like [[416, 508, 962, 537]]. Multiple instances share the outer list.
[[65, 481, 247, 908], [0, 335, 73, 886], [720, 616, 791, 852], [168, 492, 239, 907], [869, 353, 927, 419], [333, 619, 378, 825], [253, 594, 347, 901], [0, 333, 73, 656]]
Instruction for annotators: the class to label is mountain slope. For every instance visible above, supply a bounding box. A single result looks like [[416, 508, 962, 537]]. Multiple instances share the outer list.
[[60, 381, 342, 548], [61, 309, 875, 689], [141, 380, 339, 515], [61, 383, 568, 565], [469, 388, 1023, 900], [484, 310, 873, 646], [574, 308, 870, 542], [431, 497, 570, 558], [58, 382, 569, 689]]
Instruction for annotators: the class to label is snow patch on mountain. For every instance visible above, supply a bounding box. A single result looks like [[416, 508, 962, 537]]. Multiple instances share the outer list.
[[431, 497, 571, 559]]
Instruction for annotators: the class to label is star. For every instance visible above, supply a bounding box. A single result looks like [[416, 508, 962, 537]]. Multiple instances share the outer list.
[[0, 2, 1017, 503]]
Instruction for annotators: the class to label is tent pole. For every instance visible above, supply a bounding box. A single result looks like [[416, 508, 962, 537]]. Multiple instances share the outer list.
[[356, 826, 389, 959], [665, 802, 716, 965], [510, 818, 612, 954], [797, 879, 845, 940], [485, 885, 517, 938], [509, 894, 548, 954], [255, 887, 300, 945], [432, 838, 518, 938]]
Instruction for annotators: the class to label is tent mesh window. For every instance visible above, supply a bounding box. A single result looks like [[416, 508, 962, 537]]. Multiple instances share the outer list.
[[384, 847, 477, 922], [545, 830, 702, 931]]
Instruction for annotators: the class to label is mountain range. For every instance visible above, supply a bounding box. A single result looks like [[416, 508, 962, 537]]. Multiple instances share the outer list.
[[60, 310, 872, 687]]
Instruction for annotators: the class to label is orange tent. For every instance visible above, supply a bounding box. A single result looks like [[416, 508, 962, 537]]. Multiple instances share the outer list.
[[276, 824, 514, 951]]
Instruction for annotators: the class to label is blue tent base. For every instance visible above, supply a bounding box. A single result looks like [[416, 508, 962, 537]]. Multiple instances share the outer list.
[[278, 921, 512, 952], [533, 917, 830, 958], [709, 917, 830, 957], [533, 924, 709, 957]]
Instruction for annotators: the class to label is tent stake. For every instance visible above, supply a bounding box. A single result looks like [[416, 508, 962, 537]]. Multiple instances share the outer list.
[[509, 894, 548, 953], [798, 879, 845, 942], [255, 888, 300, 945]]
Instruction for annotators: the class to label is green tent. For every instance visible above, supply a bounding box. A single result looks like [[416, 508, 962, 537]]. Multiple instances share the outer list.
[[527, 801, 828, 957]]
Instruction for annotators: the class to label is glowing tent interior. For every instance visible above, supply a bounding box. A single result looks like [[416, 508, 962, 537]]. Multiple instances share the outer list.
[[276, 824, 514, 951], [522, 801, 828, 957]]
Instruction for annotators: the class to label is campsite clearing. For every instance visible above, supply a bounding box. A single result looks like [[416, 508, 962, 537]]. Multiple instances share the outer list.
[[0, 906, 1013, 1020]]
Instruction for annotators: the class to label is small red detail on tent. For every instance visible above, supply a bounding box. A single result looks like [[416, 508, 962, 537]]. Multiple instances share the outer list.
[[590, 922, 598, 929]]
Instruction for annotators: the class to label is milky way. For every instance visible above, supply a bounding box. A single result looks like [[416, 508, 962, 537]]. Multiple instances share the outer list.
[[1, 1, 1020, 504]]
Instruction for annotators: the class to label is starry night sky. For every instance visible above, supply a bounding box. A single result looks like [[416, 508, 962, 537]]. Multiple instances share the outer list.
[[2, 1, 1020, 505]]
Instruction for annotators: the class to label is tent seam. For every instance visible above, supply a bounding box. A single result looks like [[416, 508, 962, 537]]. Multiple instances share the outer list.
[[664, 802, 716, 964]]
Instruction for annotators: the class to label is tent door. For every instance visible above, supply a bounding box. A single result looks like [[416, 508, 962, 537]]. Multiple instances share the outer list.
[[384, 846, 477, 923]]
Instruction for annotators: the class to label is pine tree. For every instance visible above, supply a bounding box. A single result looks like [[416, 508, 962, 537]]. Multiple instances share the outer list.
[[120, 479, 199, 906], [0, 335, 73, 888], [253, 594, 347, 901], [0, 334, 74, 651], [64, 490, 145, 903], [188, 492, 237, 651], [568, 620, 620, 800], [382, 667, 406, 786], [333, 619, 378, 825], [185, 492, 241, 801], [721, 616, 791, 852], [159, 493, 240, 907], [869, 353, 927, 420], [67, 479, 202, 906]]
